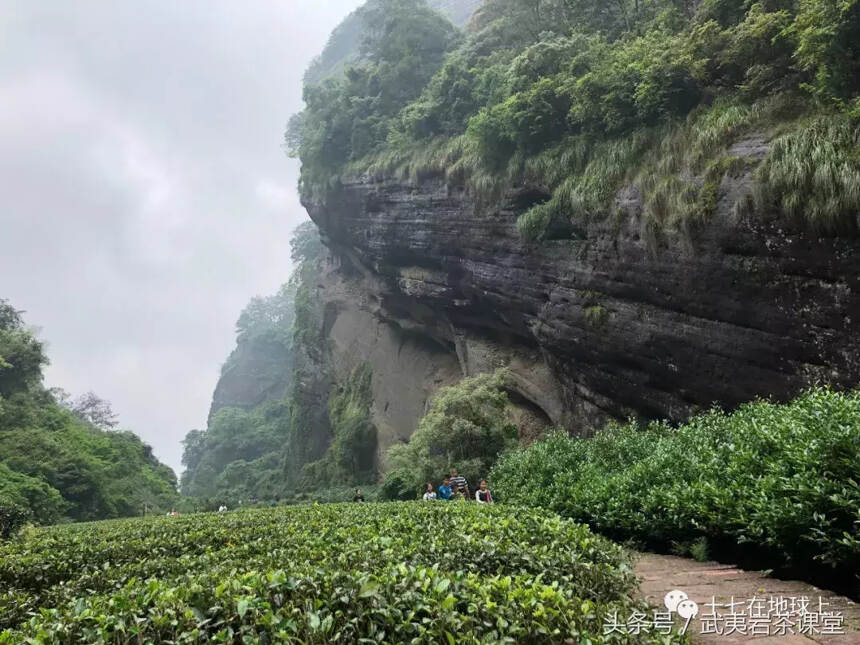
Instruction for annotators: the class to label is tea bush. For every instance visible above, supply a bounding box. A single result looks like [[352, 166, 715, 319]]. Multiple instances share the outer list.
[[491, 387, 860, 581], [0, 502, 686, 643]]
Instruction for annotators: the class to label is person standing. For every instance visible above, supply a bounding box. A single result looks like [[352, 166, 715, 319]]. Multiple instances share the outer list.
[[422, 483, 437, 500], [437, 477, 453, 501], [475, 480, 492, 504], [353, 489, 365, 502], [448, 467, 469, 499]]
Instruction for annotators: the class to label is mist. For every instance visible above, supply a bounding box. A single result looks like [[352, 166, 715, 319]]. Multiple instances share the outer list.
[[0, 0, 364, 472]]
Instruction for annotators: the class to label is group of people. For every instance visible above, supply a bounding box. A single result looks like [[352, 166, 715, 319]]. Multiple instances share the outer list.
[[423, 468, 492, 503]]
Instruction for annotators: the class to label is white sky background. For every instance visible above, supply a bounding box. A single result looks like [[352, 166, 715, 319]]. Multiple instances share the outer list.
[[0, 1, 363, 473]]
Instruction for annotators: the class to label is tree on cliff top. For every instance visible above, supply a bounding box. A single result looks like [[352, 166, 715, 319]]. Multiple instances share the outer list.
[[291, 0, 460, 198]]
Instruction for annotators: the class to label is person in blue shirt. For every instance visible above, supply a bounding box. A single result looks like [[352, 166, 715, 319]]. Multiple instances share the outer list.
[[437, 476, 453, 500]]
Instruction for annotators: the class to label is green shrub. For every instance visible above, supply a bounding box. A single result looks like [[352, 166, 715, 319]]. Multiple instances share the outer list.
[[379, 467, 417, 500], [0, 502, 28, 541], [584, 305, 609, 328], [671, 537, 710, 563], [515, 201, 553, 241], [491, 387, 860, 576], [385, 370, 519, 495], [0, 503, 686, 643]]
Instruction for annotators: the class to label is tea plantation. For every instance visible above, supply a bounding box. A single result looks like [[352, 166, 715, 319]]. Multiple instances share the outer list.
[[491, 387, 860, 588], [0, 503, 686, 643]]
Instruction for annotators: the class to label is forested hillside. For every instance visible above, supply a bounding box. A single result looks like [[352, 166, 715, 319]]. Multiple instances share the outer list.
[[301, 0, 481, 86], [208, 286, 293, 421], [180, 285, 294, 502], [180, 223, 375, 503], [0, 300, 178, 529]]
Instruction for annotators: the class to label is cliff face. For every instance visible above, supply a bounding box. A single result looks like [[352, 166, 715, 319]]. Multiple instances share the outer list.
[[303, 139, 860, 440], [209, 335, 292, 421]]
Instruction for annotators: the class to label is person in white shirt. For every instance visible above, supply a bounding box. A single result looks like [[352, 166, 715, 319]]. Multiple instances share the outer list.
[[422, 483, 437, 500], [475, 480, 492, 504]]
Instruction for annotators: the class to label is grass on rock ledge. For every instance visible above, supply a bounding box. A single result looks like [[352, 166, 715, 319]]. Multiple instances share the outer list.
[[350, 94, 859, 243]]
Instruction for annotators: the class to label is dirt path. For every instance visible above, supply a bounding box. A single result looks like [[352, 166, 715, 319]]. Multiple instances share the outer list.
[[635, 552, 860, 644]]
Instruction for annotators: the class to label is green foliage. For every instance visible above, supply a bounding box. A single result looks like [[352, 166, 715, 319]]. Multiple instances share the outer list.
[[326, 365, 378, 484], [299, 0, 860, 239], [280, 485, 380, 505], [670, 536, 711, 562], [753, 113, 860, 234], [383, 370, 518, 498], [0, 502, 28, 542], [792, 0, 860, 103], [299, 365, 379, 489], [378, 467, 416, 501], [294, 0, 460, 200], [0, 420, 179, 522], [302, 0, 480, 88], [0, 300, 46, 398], [0, 300, 178, 524], [0, 503, 686, 643], [583, 305, 609, 328], [234, 285, 294, 349], [491, 387, 860, 576], [0, 464, 65, 527], [290, 221, 324, 349], [181, 400, 291, 502], [688, 537, 710, 563]]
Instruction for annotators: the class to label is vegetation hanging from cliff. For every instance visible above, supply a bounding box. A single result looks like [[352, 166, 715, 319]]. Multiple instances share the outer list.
[[0, 300, 178, 527], [298, 364, 378, 490], [287, 222, 379, 490], [293, 0, 860, 238], [491, 386, 860, 584]]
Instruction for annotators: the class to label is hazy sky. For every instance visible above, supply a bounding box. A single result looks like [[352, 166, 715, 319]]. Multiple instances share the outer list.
[[0, 1, 362, 473]]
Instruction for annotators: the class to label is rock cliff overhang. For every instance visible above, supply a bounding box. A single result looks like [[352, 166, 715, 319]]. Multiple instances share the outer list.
[[303, 170, 860, 433]]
